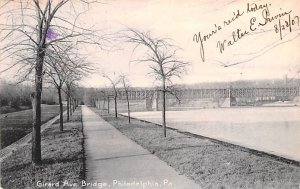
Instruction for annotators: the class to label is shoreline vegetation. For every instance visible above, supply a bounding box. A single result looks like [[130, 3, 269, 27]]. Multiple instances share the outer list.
[[0, 107, 84, 189], [0, 105, 67, 149], [91, 108, 300, 189]]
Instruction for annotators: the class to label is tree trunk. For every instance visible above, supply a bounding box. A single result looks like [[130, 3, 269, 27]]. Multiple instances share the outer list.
[[126, 93, 130, 123], [67, 94, 70, 121], [58, 87, 63, 132], [162, 79, 166, 137], [73, 99, 75, 112], [107, 96, 110, 114], [114, 95, 117, 118], [70, 97, 73, 116], [103, 97, 106, 110], [32, 50, 44, 164], [31, 92, 41, 164]]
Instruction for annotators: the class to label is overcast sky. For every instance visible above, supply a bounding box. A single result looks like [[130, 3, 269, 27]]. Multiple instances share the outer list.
[[1, 0, 300, 88]]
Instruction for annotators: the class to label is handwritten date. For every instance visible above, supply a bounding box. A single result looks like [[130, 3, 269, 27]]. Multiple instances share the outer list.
[[274, 15, 299, 40]]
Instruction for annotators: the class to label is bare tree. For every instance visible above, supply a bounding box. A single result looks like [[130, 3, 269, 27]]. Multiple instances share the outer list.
[[120, 74, 131, 123], [44, 49, 69, 132], [0, 0, 104, 164], [44, 43, 88, 131], [65, 72, 86, 119], [124, 29, 189, 137], [66, 80, 76, 120], [103, 73, 121, 118]]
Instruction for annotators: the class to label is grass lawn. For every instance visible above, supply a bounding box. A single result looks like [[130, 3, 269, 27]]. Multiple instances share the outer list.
[[92, 108, 300, 189], [0, 105, 66, 149], [0, 105, 31, 114], [0, 107, 84, 189]]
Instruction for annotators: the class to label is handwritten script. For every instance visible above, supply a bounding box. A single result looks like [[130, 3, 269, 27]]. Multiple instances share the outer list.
[[193, 2, 300, 63]]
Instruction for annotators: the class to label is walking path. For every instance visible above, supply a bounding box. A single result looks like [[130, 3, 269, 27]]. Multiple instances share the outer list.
[[82, 106, 199, 189]]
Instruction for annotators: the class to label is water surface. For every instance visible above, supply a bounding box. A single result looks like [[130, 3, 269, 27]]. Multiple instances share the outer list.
[[126, 107, 300, 161]]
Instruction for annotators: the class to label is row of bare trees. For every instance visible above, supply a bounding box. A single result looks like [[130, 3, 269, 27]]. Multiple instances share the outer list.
[[0, 0, 103, 164], [85, 29, 189, 138], [0, 1, 189, 165], [93, 30, 189, 138], [44, 43, 90, 131], [93, 73, 131, 123]]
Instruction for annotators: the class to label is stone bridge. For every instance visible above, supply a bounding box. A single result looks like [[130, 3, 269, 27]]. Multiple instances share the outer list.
[[93, 86, 300, 111]]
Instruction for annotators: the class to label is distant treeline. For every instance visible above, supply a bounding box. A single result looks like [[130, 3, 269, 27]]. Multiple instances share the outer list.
[[0, 80, 58, 114], [91, 78, 299, 93], [178, 78, 300, 89]]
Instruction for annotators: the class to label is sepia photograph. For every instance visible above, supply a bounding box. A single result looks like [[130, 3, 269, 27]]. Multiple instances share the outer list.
[[0, 0, 299, 188]]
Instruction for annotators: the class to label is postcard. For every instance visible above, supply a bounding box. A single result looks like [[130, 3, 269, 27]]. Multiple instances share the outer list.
[[0, 0, 299, 188]]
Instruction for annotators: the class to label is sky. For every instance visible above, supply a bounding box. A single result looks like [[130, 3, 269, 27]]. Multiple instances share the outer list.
[[0, 0, 300, 88]]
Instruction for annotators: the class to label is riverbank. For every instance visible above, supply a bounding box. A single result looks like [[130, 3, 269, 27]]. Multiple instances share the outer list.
[[0, 105, 66, 149], [92, 108, 300, 188], [0, 107, 85, 189]]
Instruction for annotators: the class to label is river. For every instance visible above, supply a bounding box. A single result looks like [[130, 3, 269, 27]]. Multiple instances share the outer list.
[[125, 106, 300, 162]]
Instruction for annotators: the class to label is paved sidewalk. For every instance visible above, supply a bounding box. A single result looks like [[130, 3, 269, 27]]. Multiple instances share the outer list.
[[82, 106, 200, 189]]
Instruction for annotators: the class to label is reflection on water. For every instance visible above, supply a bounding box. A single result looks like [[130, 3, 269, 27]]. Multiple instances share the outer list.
[[127, 107, 300, 161]]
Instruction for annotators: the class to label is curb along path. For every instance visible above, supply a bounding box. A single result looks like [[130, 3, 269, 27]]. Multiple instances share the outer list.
[[82, 106, 199, 189]]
